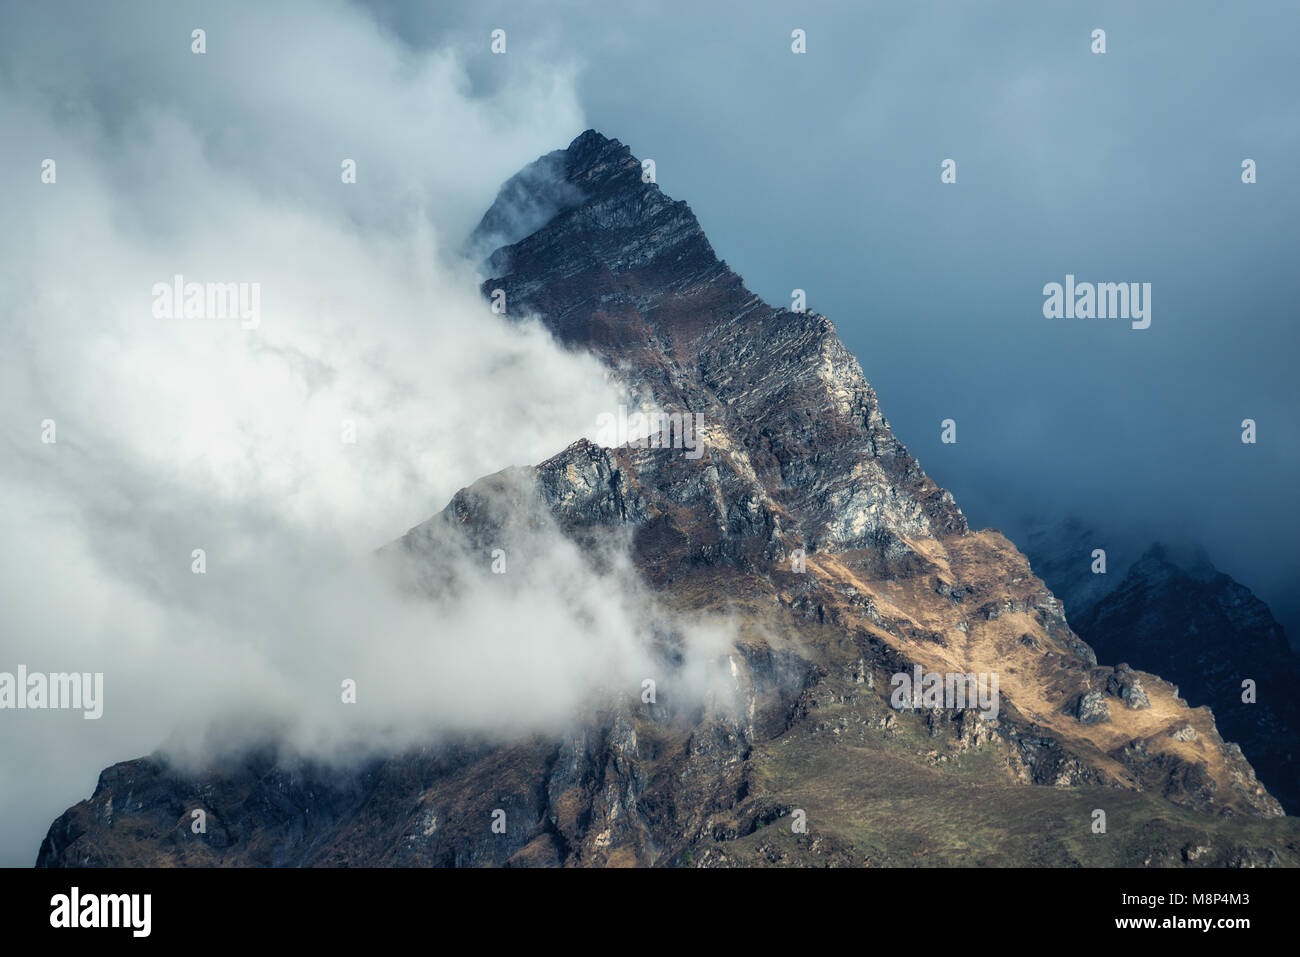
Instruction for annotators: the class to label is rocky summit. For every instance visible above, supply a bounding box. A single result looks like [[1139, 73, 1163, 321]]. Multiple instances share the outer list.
[[38, 131, 1299, 868]]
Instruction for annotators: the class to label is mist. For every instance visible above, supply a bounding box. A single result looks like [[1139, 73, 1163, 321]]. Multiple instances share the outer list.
[[0, 0, 736, 866]]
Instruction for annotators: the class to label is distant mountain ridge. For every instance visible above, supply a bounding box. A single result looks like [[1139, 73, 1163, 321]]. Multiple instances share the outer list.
[[1074, 544, 1299, 814], [1022, 520, 1298, 815]]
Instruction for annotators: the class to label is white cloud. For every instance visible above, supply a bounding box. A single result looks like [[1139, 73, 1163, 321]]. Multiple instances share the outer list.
[[0, 1, 732, 865]]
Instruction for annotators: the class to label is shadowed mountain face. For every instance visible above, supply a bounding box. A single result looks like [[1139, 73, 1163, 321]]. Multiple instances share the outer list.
[[1072, 545, 1300, 816], [37, 132, 1298, 868], [1020, 518, 1135, 622], [1020, 524, 1299, 816]]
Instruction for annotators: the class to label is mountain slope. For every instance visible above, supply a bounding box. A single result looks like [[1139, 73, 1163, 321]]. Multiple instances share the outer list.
[[1074, 545, 1299, 815], [37, 131, 1297, 868]]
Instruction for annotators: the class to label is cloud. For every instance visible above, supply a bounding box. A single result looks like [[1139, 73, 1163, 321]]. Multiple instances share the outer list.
[[0, 0, 732, 865]]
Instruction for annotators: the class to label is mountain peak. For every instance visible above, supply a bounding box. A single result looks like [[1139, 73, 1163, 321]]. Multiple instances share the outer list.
[[469, 133, 968, 552], [1136, 542, 1219, 583], [563, 128, 634, 177], [466, 129, 651, 262], [39, 131, 1297, 869]]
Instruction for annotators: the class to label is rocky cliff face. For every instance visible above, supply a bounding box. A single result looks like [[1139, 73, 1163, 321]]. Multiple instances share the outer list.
[[37, 132, 1299, 868]]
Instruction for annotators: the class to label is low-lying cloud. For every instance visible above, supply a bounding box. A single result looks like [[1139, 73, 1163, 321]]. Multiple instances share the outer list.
[[0, 1, 733, 865]]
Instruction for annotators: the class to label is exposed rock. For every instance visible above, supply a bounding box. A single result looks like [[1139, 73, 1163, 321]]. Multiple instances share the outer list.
[[1104, 664, 1151, 710], [1073, 690, 1111, 725]]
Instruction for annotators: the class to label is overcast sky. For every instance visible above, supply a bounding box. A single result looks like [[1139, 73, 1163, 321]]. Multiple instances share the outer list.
[[1, 0, 1295, 864]]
